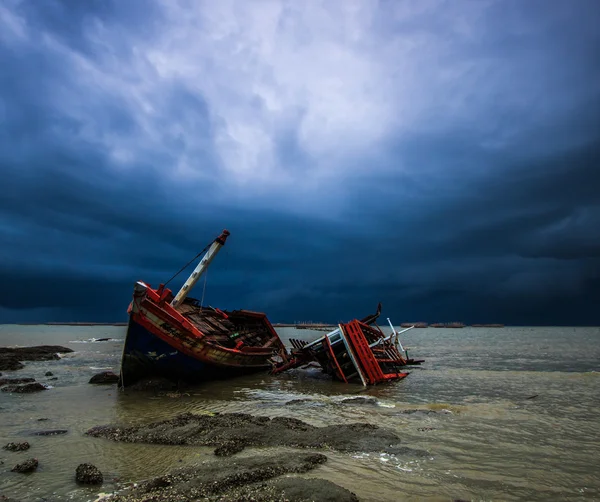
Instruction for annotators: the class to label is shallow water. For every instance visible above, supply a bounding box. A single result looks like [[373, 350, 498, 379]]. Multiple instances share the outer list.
[[1, 325, 599, 501]]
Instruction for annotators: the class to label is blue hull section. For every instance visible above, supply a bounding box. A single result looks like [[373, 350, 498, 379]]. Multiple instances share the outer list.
[[119, 317, 264, 387]]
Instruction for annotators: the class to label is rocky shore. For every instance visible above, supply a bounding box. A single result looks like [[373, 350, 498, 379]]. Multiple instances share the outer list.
[[1, 408, 418, 501], [95, 452, 358, 502], [0, 346, 73, 372], [80, 411, 425, 500], [86, 411, 424, 457], [0, 344, 426, 501], [0, 345, 76, 394]]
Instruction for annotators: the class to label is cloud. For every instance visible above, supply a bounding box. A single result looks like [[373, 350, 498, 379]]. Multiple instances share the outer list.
[[0, 0, 599, 324]]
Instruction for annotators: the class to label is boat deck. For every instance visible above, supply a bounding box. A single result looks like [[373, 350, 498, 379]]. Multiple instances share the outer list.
[[178, 300, 276, 350]]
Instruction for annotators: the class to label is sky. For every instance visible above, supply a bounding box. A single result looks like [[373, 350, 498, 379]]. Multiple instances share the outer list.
[[0, 0, 599, 325]]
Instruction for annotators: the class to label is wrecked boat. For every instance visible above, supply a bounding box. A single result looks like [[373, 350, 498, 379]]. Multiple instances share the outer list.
[[119, 230, 289, 388], [272, 304, 424, 386]]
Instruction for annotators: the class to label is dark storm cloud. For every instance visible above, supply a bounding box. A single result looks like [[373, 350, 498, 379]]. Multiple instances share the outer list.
[[0, 0, 599, 324]]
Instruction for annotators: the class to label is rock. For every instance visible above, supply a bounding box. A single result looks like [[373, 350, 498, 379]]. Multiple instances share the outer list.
[[0, 358, 24, 372], [214, 438, 247, 457], [86, 411, 426, 457], [11, 458, 38, 473], [0, 378, 36, 386], [396, 409, 438, 416], [45, 372, 53, 377], [75, 463, 103, 485], [285, 398, 314, 405], [263, 477, 359, 502], [124, 377, 178, 392], [92, 452, 338, 501], [89, 372, 119, 384], [0, 495, 21, 502], [33, 430, 68, 436], [3, 442, 30, 452], [340, 397, 378, 406], [1, 383, 47, 393], [37, 418, 49, 421], [0, 346, 73, 372]]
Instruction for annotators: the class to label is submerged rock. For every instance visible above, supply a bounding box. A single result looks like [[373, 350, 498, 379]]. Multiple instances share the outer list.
[[340, 397, 378, 406], [0, 378, 36, 386], [0, 346, 73, 372], [33, 430, 68, 436], [89, 372, 119, 384], [75, 463, 103, 485], [396, 409, 439, 416], [92, 452, 358, 502], [123, 377, 179, 392], [1, 383, 47, 393], [285, 398, 314, 405], [3, 442, 30, 452], [86, 411, 424, 457], [11, 458, 38, 473], [45, 372, 53, 377], [0, 358, 24, 371]]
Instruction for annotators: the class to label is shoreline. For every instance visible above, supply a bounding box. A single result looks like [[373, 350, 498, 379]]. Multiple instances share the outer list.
[[11, 322, 128, 326]]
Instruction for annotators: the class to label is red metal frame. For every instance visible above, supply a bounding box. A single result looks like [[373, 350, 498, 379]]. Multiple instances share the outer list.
[[342, 320, 408, 385], [324, 335, 348, 383]]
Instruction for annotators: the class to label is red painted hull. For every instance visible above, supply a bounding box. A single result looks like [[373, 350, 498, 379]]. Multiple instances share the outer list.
[[119, 282, 288, 386]]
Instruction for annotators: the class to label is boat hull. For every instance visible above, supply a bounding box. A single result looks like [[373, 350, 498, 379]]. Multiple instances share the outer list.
[[118, 280, 286, 387], [119, 316, 270, 386]]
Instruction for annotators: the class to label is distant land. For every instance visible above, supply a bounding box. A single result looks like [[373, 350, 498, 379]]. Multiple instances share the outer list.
[[11, 321, 503, 328], [5, 321, 598, 327], [14, 322, 129, 326]]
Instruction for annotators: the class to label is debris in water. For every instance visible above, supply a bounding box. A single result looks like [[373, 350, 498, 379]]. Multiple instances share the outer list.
[[272, 304, 424, 386]]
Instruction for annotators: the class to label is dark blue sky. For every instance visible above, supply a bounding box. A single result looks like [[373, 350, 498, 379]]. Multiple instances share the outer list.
[[1, 0, 599, 325]]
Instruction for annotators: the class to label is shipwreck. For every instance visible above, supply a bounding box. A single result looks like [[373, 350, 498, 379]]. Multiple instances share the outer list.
[[119, 229, 423, 388], [119, 230, 290, 387], [272, 304, 424, 386]]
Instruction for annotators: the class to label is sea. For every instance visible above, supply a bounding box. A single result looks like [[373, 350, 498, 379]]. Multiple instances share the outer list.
[[0, 325, 599, 502]]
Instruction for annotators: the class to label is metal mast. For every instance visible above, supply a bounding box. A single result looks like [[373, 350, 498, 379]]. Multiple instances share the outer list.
[[170, 229, 230, 308]]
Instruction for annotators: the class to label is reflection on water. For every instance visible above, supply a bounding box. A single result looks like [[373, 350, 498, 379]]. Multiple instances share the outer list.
[[0, 325, 599, 501]]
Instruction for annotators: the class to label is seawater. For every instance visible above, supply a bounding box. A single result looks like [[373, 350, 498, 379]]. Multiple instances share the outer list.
[[0, 325, 599, 501]]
